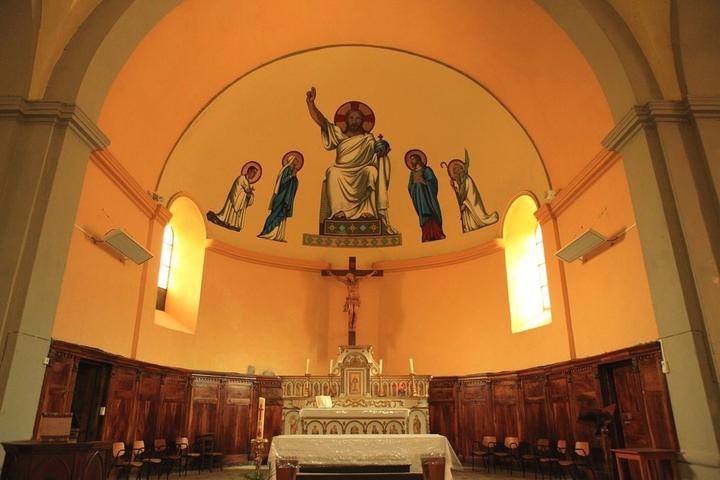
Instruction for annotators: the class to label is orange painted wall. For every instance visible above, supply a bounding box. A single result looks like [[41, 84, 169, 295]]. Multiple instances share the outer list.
[[52, 156, 658, 377], [52, 161, 148, 357], [556, 160, 658, 357]]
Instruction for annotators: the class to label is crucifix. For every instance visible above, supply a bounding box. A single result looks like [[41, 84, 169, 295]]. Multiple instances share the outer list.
[[322, 257, 383, 345]]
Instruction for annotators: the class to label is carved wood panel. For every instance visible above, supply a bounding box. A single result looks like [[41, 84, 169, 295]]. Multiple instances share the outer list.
[[102, 367, 139, 443], [157, 375, 188, 442], [569, 367, 600, 442], [492, 380, 521, 440], [133, 372, 162, 444], [637, 354, 678, 449], [459, 380, 493, 458], [428, 379, 458, 451], [188, 377, 221, 443], [220, 381, 252, 454], [547, 375, 574, 442], [34, 351, 78, 438], [521, 377, 548, 443]]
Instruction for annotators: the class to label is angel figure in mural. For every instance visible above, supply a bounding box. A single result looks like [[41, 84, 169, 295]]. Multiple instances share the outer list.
[[258, 151, 303, 242], [406, 149, 446, 242], [306, 87, 397, 233], [442, 150, 498, 233], [207, 161, 262, 232]]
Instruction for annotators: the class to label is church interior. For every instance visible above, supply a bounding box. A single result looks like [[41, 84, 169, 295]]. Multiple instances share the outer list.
[[1, 0, 719, 479]]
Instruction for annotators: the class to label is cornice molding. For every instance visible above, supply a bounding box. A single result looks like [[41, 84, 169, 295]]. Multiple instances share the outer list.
[[372, 239, 504, 273], [205, 239, 331, 272], [91, 149, 162, 220], [602, 98, 720, 151], [534, 204, 555, 225], [153, 204, 173, 226], [0, 96, 109, 150], [547, 148, 620, 218]]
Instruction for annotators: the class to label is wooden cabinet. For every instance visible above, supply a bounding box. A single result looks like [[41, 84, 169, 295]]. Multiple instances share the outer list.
[[1, 441, 112, 480]]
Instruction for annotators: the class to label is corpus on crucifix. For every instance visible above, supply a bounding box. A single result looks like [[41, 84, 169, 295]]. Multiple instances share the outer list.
[[322, 257, 382, 345]]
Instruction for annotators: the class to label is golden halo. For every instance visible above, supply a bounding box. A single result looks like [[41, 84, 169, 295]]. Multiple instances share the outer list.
[[334, 101, 375, 133], [282, 150, 304, 172], [404, 149, 428, 170], [241, 161, 262, 184], [444, 159, 465, 180]]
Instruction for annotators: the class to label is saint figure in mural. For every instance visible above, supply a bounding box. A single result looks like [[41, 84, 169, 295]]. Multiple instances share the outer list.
[[306, 87, 397, 233], [206, 161, 262, 232], [442, 150, 498, 233], [258, 151, 303, 242], [406, 149, 446, 242]]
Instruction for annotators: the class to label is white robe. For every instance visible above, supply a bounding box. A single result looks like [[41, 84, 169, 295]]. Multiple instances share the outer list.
[[321, 120, 392, 224], [215, 175, 254, 230], [454, 173, 498, 233]]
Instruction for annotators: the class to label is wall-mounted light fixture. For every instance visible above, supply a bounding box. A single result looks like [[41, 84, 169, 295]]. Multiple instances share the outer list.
[[555, 229, 607, 263], [99, 228, 153, 264]]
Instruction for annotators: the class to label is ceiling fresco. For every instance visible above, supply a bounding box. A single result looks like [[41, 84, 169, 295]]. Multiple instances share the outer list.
[[158, 46, 549, 264]]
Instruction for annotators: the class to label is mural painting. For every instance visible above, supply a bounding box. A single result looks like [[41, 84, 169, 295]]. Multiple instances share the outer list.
[[206, 161, 262, 231], [406, 149, 445, 242], [442, 149, 498, 233], [303, 87, 402, 248], [258, 151, 303, 242]]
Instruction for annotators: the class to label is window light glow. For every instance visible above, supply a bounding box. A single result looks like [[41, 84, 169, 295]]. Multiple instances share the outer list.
[[157, 225, 174, 289], [504, 195, 552, 333]]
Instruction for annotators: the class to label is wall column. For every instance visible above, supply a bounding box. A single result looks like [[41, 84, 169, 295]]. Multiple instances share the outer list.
[[0, 98, 108, 459], [604, 100, 720, 478]]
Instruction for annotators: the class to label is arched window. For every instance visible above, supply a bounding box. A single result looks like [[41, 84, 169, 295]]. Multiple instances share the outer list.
[[503, 194, 552, 332], [156, 224, 174, 311]]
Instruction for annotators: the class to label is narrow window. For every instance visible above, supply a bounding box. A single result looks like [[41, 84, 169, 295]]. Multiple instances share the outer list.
[[504, 195, 552, 332], [535, 225, 551, 311], [156, 225, 174, 311]]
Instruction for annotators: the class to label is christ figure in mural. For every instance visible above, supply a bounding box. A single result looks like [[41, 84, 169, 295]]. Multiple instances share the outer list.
[[306, 87, 397, 233]]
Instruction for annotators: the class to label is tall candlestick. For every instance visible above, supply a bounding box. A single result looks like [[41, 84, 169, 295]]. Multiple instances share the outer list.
[[305, 358, 310, 375], [409, 358, 415, 374], [256, 397, 265, 439], [379, 359, 383, 375], [329, 359, 334, 374]]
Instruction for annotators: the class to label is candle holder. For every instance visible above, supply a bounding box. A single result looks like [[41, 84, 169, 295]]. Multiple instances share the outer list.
[[250, 437, 269, 477], [410, 373, 416, 397]]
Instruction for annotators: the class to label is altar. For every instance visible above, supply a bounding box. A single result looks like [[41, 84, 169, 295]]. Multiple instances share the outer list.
[[268, 434, 462, 480], [280, 345, 430, 435], [300, 407, 409, 434]]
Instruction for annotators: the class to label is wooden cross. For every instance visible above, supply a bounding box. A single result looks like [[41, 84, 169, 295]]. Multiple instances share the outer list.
[[321, 256, 383, 278], [322, 257, 383, 345]]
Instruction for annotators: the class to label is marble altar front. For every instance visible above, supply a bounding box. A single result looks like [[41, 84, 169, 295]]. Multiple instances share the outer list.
[[280, 345, 430, 435]]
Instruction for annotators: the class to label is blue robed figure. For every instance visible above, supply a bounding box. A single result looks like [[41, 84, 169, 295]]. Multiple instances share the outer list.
[[258, 153, 302, 242], [407, 152, 446, 242]]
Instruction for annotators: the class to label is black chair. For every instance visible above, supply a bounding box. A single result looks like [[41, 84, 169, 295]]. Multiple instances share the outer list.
[[175, 436, 200, 476], [196, 433, 223, 472], [108, 442, 142, 480], [154, 438, 181, 479], [521, 438, 550, 478], [471, 435, 497, 472], [493, 436, 520, 474]]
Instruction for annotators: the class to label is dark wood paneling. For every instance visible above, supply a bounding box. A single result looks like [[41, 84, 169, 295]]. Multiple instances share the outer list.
[[133, 372, 162, 444], [637, 354, 678, 450], [428, 342, 677, 470], [157, 375, 188, 443], [34, 351, 78, 438], [428, 378, 458, 451], [102, 366, 139, 443], [220, 380, 252, 455], [189, 377, 221, 442]]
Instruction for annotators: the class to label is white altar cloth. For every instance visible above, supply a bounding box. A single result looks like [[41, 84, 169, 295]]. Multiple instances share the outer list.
[[299, 407, 410, 419], [268, 434, 462, 480]]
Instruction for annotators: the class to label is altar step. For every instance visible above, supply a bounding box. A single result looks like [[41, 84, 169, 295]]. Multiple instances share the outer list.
[[297, 473, 423, 480], [296, 464, 422, 480]]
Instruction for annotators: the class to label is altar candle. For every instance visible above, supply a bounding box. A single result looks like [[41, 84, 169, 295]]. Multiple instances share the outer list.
[[305, 358, 310, 375], [409, 358, 415, 374], [329, 359, 334, 374], [256, 397, 266, 439], [379, 359, 383, 375]]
